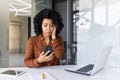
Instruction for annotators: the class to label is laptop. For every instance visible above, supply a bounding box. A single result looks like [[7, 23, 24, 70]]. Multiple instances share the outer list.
[[65, 46, 113, 76]]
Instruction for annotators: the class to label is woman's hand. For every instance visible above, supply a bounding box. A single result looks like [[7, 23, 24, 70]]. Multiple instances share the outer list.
[[51, 25, 57, 39], [37, 51, 54, 63]]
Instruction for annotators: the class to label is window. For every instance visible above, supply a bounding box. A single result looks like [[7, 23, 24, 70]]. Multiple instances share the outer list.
[[76, 0, 120, 69]]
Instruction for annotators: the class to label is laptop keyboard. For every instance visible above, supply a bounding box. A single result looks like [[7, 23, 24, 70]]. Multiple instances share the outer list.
[[76, 64, 94, 72]]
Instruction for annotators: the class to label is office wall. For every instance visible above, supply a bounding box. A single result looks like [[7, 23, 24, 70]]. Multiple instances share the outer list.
[[54, 1, 67, 41], [54, 1, 68, 64], [9, 16, 28, 53], [0, 0, 9, 67]]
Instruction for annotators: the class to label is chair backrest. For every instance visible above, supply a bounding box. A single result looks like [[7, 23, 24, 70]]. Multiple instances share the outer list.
[[60, 41, 67, 65]]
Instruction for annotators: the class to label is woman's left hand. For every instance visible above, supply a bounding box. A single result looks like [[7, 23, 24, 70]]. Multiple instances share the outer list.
[[51, 25, 56, 39]]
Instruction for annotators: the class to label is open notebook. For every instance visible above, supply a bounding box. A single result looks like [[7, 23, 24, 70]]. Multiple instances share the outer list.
[[29, 72, 56, 80]]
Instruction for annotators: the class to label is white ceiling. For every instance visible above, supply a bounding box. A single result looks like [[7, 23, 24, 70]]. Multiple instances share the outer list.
[[9, 0, 31, 16]]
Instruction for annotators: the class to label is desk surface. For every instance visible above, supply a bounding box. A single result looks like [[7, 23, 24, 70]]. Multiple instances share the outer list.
[[0, 65, 120, 80]]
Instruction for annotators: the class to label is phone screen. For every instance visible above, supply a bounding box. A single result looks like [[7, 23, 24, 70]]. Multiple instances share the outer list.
[[44, 46, 53, 56]]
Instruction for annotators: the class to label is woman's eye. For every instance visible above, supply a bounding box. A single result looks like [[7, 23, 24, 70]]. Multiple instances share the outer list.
[[50, 26, 53, 27], [43, 24, 54, 27], [44, 25, 47, 27], [50, 25, 54, 27]]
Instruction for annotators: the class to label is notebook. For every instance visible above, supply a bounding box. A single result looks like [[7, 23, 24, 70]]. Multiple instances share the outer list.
[[29, 72, 56, 80], [65, 46, 113, 76]]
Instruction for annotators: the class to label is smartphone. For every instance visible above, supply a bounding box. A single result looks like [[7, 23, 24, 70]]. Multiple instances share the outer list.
[[44, 46, 53, 56]]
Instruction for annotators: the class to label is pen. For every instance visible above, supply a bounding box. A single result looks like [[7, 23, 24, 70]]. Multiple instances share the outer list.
[[41, 73, 45, 80]]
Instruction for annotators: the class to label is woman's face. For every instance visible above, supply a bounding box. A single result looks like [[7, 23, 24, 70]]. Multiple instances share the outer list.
[[41, 18, 54, 37]]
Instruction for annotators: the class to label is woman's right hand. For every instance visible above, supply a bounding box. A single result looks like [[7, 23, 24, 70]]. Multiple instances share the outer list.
[[37, 51, 54, 63]]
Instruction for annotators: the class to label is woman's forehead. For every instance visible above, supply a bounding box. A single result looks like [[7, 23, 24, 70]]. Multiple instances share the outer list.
[[42, 18, 53, 24]]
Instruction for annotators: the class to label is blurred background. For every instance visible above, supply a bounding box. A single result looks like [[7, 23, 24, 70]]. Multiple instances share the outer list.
[[0, 0, 120, 71]]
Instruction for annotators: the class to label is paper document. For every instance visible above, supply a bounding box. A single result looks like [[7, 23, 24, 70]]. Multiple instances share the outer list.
[[29, 72, 56, 80]]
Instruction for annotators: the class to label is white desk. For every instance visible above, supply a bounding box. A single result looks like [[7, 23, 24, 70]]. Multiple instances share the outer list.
[[0, 65, 120, 80]]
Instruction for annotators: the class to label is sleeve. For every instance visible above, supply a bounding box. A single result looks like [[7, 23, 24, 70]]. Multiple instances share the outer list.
[[24, 37, 40, 68], [51, 36, 65, 59]]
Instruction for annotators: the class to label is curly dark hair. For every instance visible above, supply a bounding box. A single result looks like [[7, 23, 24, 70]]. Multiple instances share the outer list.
[[33, 8, 64, 36]]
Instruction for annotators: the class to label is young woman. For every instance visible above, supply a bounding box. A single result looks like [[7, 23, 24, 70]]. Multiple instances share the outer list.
[[24, 8, 64, 68]]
